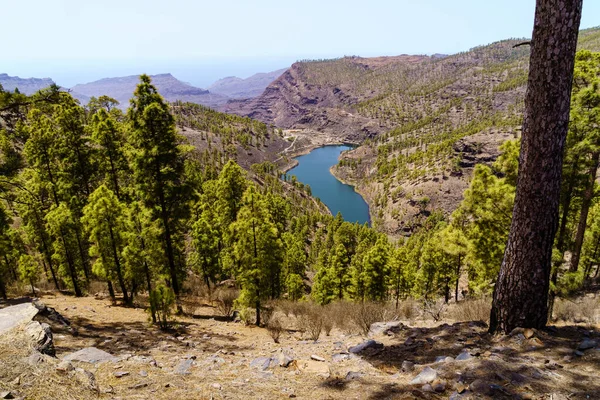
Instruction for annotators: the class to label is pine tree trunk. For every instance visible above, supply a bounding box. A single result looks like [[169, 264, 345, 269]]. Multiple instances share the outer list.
[[489, 0, 582, 334], [0, 275, 6, 300], [570, 151, 600, 272], [108, 224, 129, 305], [107, 280, 115, 301]]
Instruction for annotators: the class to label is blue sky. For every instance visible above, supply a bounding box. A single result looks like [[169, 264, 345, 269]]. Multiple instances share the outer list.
[[2, 0, 599, 88]]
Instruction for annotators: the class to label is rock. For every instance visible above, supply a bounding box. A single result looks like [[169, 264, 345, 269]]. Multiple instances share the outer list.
[[25, 351, 44, 366], [469, 379, 493, 396], [310, 354, 325, 362], [524, 328, 535, 339], [332, 353, 350, 363], [298, 360, 331, 378], [277, 353, 294, 367], [455, 351, 473, 361], [345, 371, 364, 380], [401, 360, 415, 372], [509, 327, 524, 337], [455, 382, 467, 393], [174, 358, 195, 375], [0, 392, 15, 399], [435, 356, 454, 363], [129, 383, 149, 389], [574, 350, 585, 357], [211, 383, 222, 390], [250, 357, 273, 371], [63, 347, 118, 364], [113, 371, 130, 378], [578, 339, 597, 350], [410, 366, 438, 385], [348, 339, 383, 354], [432, 379, 447, 392], [56, 360, 74, 373], [25, 321, 54, 356], [0, 303, 39, 335], [422, 384, 434, 392], [139, 370, 148, 377], [369, 321, 405, 336]]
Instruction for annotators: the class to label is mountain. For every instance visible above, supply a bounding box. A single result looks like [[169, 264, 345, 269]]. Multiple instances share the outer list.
[[209, 68, 287, 99], [0, 73, 55, 95], [223, 27, 600, 235], [71, 73, 229, 108]]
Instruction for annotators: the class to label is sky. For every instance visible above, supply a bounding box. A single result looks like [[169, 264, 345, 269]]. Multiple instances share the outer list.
[[1, 0, 599, 88]]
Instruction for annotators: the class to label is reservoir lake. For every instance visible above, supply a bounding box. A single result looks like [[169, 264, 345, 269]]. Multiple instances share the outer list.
[[287, 145, 370, 225]]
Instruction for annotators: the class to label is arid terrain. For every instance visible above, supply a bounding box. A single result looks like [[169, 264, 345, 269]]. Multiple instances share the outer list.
[[1, 292, 599, 400]]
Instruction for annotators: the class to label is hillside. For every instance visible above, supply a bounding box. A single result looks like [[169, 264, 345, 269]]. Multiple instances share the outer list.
[[209, 68, 287, 99], [0, 73, 55, 95], [71, 73, 229, 108], [225, 27, 600, 235]]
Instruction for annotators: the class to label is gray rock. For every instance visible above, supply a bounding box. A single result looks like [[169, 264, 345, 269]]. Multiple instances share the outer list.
[[345, 371, 364, 380], [401, 360, 415, 372], [348, 339, 384, 354], [310, 354, 325, 362], [369, 321, 405, 336], [455, 351, 473, 361], [25, 321, 54, 356], [0, 303, 39, 335], [174, 357, 195, 375], [469, 379, 493, 396], [113, 371, 130, 378], [63, 347, 118, 364], [25, 351, 44, 366], [422, 384, 434, 392], [574, 350, 585, 357], [129, 383, 149, 389], [139, 370, 148, 377], [578, 339, 597, 350], [250, 357, 272, 371], [332, 353, 350, 363], [410, 366, 438, 384]]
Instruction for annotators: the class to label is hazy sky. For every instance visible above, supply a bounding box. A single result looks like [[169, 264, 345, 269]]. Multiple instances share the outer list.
[[2, 0, 599, 88]]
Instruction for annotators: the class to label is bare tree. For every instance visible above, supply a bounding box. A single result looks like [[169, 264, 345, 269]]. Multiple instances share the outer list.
[[489, 0, 583, 334]]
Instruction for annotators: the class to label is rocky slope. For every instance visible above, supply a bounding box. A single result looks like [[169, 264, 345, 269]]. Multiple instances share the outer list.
[[224, 27, 600, 235], [71, 73, 229, 108], [0, 73, 55, 95], [209, 68, 287, 99]]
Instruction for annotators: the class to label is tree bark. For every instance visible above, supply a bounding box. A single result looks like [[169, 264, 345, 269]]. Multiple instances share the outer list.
[[489, 0, 582, 334], [570, 151, 600, 272]]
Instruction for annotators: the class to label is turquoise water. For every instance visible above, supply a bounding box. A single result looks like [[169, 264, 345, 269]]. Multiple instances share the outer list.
[[287, 145, 370, 225]]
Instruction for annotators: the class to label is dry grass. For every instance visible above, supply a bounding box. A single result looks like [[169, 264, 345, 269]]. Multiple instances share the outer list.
[[553, 296, 600, 324], [448, 297, 491, 323], [211, 288, 238, 318]]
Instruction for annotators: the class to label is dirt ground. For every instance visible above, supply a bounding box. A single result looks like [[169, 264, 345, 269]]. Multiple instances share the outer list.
[[1, 293, 599, 400]]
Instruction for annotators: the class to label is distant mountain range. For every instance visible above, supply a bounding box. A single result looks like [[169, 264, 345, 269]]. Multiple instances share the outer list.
[[0, 68, 288, 108], [208, 68, 287, 99]]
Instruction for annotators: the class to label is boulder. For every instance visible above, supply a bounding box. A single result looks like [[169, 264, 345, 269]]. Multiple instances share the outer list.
[[0, 303, 39, 335], [63, 347, 118, 364], [578, 339, 597, 351], [25, 321, 54, 356]]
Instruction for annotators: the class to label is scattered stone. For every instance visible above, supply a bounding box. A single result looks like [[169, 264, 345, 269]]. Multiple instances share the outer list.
[[578, 339, 597, 350], [175, 358, 195, 375], [369, 321, 405, 336], [422, 384, 434, 392], [56, 360, 74, 373], [401, 361, 415, 372], [139, 370, 148, 377], [332, 353, 350, 363], [0, 392, 15, 399], [310, 355, 325, 362], [432, 379, 447, 392], [113, 371, 130, 378], [63, 347, 118, 364], [250, 357, 273, 371], [277, 353, 294, 368], [348, 340, 383, 354], [455, 382, 467, 393], [455, 351, 473, 361], [410, 366, 438, 385], [345, 371, 364, 380], [469, 379, 493, 396], [524, 328, 535, 339], [211, 383, 222, 390], [129, 382, 149, 389]]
